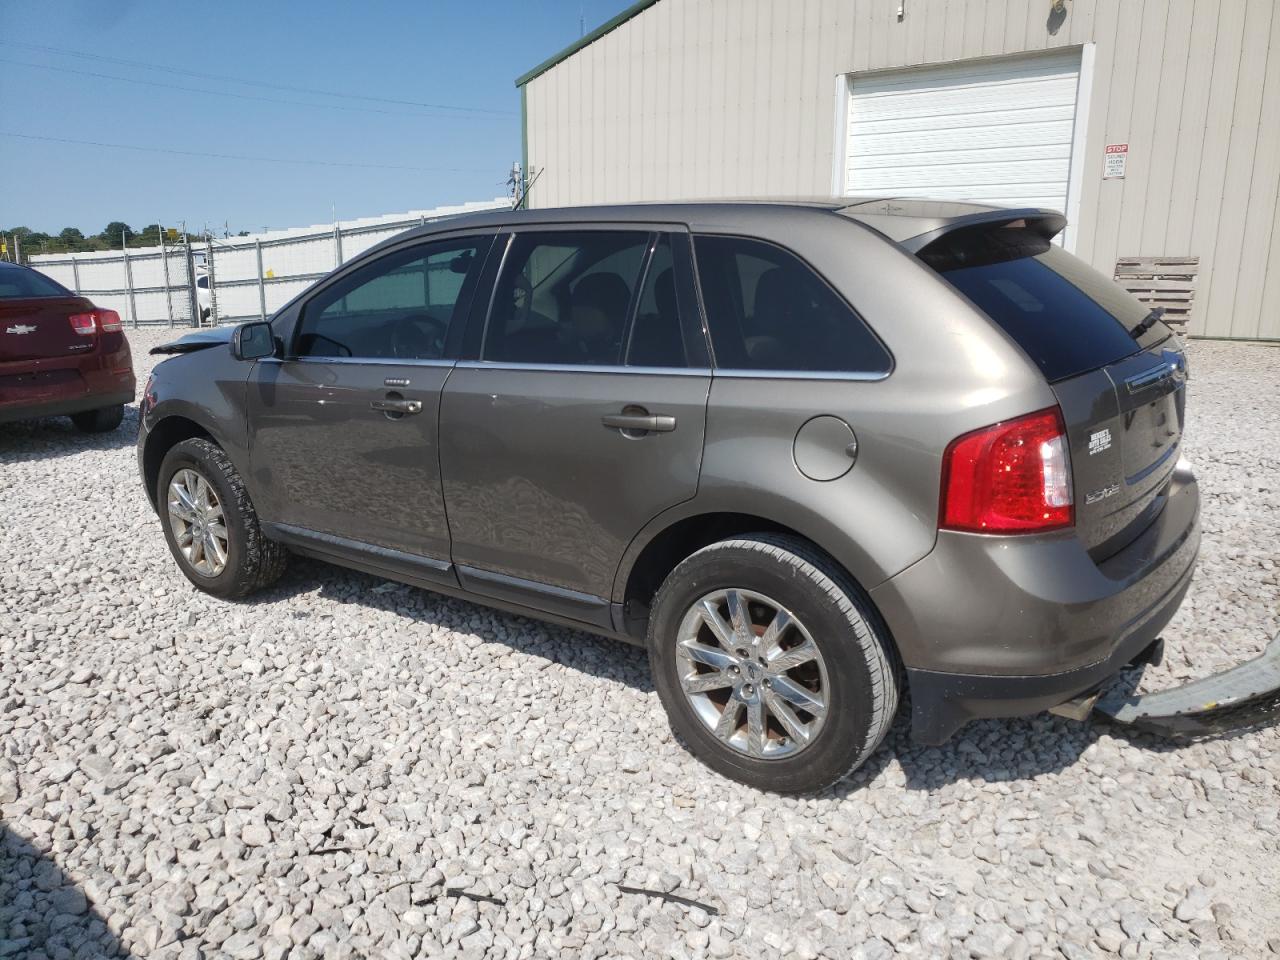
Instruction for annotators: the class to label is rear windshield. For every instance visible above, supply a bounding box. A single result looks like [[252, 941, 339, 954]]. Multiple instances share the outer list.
[[0, 266, 71, 299], [920, 225, 1172, 382]]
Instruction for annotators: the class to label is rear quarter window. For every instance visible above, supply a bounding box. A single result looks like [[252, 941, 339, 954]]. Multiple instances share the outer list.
[[692, 235, 891, 375], [920, 225, 1170, 382]]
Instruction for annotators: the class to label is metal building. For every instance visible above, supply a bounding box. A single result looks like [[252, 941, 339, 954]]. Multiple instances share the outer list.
[[516, 0, 1280, 340]]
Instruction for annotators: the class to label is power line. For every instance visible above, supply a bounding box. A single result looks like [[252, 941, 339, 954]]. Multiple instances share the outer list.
[[0, 131, 492, 174], [0, 40, 514, 116], [0, 58, 499, 122]]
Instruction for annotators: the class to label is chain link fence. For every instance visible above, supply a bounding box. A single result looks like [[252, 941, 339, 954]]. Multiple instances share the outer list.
[[31, 242, 200, 326], [29, 199, 508, 328]]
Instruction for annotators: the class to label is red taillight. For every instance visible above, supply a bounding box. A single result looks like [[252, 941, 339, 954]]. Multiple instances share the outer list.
[[67, 309, 123, 336], [940, 407, 1074, 534]]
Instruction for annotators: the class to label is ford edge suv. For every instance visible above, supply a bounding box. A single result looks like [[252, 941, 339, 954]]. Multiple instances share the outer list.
[[137, 200, 1198, 792]]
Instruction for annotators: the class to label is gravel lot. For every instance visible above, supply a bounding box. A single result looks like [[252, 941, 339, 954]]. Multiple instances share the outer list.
[[2, 327, 1277, 960]]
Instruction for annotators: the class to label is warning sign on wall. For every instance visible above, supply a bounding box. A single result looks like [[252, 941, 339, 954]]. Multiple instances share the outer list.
[[1104, 143, 1128, 179]]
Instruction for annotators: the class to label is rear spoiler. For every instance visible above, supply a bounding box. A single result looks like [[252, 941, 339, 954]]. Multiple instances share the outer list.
[[899, 209, 1068, 254]]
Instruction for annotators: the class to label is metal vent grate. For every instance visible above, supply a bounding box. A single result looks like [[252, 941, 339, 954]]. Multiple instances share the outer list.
[[1113, 256, 1199, 328]]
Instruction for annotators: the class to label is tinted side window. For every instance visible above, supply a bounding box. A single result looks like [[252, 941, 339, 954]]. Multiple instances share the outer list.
[[296, 237, 487, 360], [920, 226, 1159, 382], [625, 236, 688, 367], [485, 231, 648, 365], [693, 236, 891, 374]]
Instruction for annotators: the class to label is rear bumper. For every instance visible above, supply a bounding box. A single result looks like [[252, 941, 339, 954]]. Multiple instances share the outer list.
[[0, 386, 134, 424], [1, 339, 135, 425], [871, 462, 1201, 744]]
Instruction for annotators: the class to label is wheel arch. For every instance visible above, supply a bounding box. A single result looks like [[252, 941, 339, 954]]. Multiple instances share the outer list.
[[614, 505, 901, 659], [141, 414, 220, 510]]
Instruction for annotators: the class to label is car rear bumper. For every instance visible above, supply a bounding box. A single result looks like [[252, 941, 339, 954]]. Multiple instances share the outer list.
[[1, 340, 135, 425], [871, 462, 1201, 744], [0, 386, 135, 424]]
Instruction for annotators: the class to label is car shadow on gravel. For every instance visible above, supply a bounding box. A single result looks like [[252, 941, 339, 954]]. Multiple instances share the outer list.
[[832, 665, 1256, 796], [259, 556, 656, 692], [244, 560, 1232, 796], [0, 824, 134, 959], [0, 407, 138, 463]]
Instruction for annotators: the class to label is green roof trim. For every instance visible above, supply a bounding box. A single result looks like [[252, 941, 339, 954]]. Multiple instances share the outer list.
[[514, 0, 662, 87]]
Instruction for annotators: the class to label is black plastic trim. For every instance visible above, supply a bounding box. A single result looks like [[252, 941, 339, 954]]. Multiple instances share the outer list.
[[457, 564, 614, 631], [262, 522, 455, 586]]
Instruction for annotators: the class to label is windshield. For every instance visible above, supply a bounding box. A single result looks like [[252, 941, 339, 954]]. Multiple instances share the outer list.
[[920, 225, 1173, 382]]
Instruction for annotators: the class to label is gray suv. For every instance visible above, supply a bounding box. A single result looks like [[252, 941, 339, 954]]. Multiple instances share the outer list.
[[138, 200, 1198, 792]]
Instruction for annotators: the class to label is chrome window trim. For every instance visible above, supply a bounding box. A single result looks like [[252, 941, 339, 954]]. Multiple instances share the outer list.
[[449, 360, 888, 380], [712, 368, 891, 382], [452, 360, 712, 377], [280, 356, 457, 368]]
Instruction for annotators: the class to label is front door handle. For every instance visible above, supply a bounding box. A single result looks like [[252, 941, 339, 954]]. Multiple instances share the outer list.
[[371, 398, 422, 415], [601, 411, 677, 433]]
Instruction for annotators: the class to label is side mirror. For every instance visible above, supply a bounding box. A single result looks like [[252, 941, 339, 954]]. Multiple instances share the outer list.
[[232, 321, 276, 361]]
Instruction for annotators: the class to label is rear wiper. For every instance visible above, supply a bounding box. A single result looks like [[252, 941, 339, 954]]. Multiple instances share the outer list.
[[1129, 306, 1166, 340]]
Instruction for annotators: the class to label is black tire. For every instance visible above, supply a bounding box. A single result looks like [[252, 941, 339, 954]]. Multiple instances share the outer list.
[[648, 533, 900, 794], [157, 438, 287, 599], [70, 404, 124, 433]]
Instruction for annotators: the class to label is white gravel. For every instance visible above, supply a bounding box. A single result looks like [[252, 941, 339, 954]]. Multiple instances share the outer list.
[[1, 328, 1277, 960]]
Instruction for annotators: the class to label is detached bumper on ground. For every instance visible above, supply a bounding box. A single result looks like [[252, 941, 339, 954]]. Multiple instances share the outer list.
[[1094, 631, 1280, 738], [874, 463, 1202, 745]]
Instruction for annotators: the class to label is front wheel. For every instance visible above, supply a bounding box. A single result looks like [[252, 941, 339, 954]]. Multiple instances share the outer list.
[[648, 534, 900, 793], [157, 438, 286, 599]]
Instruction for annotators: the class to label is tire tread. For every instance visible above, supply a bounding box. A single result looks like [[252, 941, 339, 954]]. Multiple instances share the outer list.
[[650, 532, 901, 791], [162, 438, 286, 597]]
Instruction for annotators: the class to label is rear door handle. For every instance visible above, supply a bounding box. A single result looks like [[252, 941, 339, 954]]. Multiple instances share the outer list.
[[371, 398, 422, 415], [601, 412, 676, 433]]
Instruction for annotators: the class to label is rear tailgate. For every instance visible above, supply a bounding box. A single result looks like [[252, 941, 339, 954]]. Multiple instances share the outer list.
[[0, 296, 95, 363], [918, 219, 1185, 555], [1054, 343, 1186, 553]]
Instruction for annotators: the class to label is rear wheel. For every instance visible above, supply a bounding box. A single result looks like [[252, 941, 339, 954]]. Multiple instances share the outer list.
[[648, 534, 899, 793], [158, 438, 286, 599], [70, 404, 124, 433]]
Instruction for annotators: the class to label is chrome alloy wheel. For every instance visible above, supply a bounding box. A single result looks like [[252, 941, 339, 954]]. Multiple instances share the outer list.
[[167, 468, 229, 577], [675, 588, 830, 760]]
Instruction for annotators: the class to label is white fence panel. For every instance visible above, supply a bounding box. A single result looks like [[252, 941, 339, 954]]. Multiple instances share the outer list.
[[76, 259, 129, 292], [35, 262, 78, 289], [29, 198, 508, 326]]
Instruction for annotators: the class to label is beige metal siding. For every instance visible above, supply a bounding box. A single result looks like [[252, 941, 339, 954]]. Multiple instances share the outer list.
[[523, 0, 1280, 339]]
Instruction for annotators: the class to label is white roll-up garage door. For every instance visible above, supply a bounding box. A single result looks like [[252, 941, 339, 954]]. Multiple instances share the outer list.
[[843, 49, 1084, 213]]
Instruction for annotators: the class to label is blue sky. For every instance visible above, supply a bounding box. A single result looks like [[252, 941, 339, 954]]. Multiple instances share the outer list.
[[0, 1, 631, 234]]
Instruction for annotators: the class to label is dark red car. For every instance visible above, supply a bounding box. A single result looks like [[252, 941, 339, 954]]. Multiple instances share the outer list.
[[0, 260, 135, 432]]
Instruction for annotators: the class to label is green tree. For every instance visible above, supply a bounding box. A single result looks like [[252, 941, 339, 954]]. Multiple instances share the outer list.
[[102, 221, 134, 246], [58, 227, 84, 243]]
